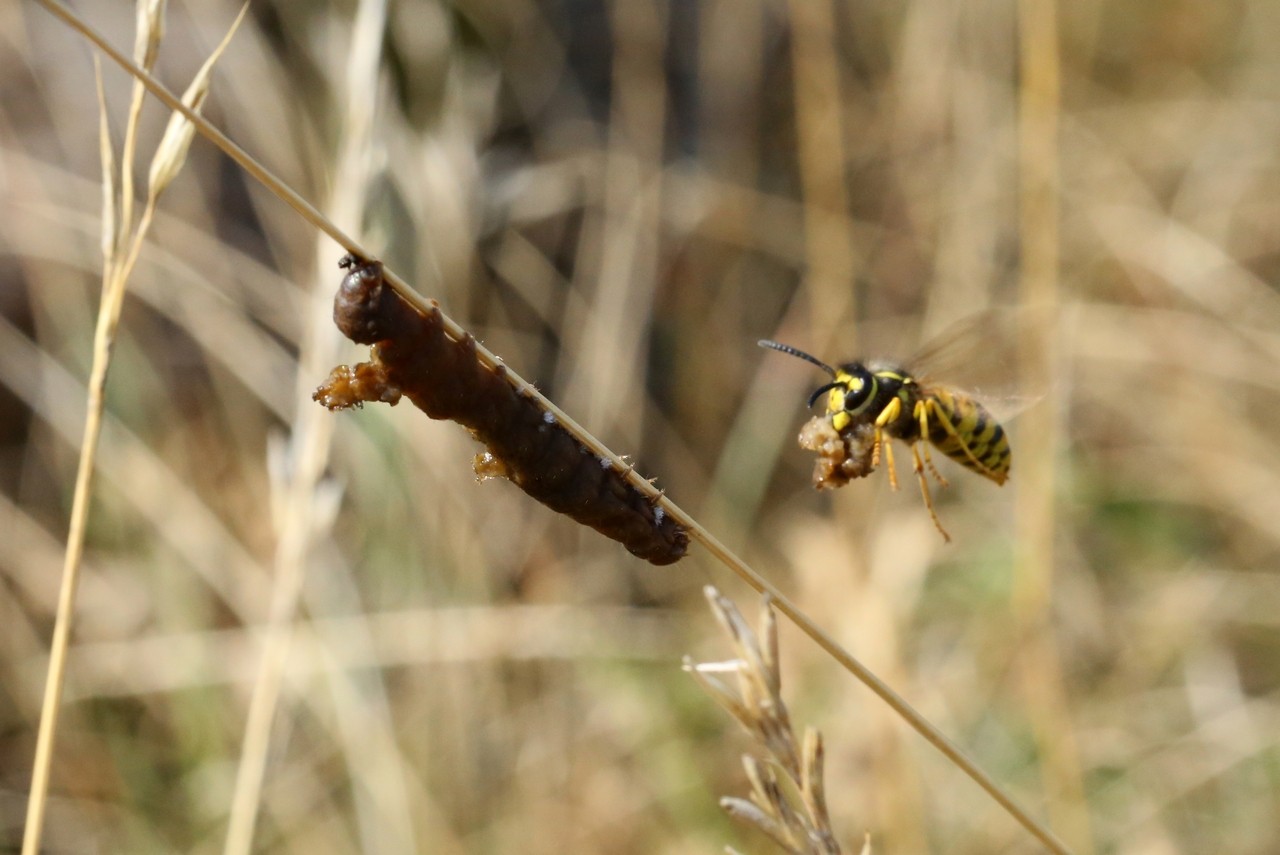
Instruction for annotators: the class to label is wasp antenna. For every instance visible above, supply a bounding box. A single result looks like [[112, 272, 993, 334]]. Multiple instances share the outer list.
[[806, 380, 847, 409], [758, 339, 838, 377]]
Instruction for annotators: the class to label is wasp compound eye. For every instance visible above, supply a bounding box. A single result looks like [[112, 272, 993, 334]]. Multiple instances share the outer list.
[[840, 366, 876, 412]]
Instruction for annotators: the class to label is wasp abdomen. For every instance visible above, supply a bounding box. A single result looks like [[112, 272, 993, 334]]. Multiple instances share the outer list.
[[923, 389, 1010, 484]]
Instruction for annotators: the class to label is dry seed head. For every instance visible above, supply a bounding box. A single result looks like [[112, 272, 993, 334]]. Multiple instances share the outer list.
[[683, 656, 753, 727], [690, 587, 851, 854], [133, 0, 166, 72], [720, 797, 792, 852], [801, 728, 831, 829], [694, 587, 800, 770], [760, 594, 780, 694], [146, 83, 203, 199], [147, 3, 248, 199], [742, 756, 823, 853]]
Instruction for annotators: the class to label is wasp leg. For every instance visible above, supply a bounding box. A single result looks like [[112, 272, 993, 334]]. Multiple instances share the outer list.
[[923, 446, 948, 487], [908, 442, 951, 542], [873, 398, 903, 490], [879, 430, 900, 490], [912, 401, 950, 487], [917, 398, 999, 480]]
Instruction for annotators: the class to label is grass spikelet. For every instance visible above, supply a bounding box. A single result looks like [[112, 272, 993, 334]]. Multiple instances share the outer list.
[[132, 0, 165, 71], [118, 0, 165, 247], [147, 3, 247, 200]]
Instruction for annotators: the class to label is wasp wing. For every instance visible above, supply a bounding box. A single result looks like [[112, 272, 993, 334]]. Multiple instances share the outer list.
[[906, 306, 1055, 422]]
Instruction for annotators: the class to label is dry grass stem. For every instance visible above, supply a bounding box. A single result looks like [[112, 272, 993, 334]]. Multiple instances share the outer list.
[[21, 5, 242, 854], [1015, 4, 1092, 851], [221, 0, 405, 851]]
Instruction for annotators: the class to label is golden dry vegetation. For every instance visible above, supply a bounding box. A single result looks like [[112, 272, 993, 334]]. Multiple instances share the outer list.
[[3, 1, 1280, 853]]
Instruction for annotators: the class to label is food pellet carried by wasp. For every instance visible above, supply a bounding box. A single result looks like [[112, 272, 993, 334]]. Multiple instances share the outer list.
[[314, 253, 688, 565]]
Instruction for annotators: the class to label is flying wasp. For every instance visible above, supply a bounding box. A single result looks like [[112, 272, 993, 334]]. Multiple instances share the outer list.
[[760, 311, 1036, 541]]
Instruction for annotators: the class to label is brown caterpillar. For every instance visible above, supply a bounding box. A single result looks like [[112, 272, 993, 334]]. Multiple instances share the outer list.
[[313, 254, 688, 565]]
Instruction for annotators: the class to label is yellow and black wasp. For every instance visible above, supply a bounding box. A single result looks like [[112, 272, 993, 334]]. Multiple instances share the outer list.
[[760, 311, 1033, 541]]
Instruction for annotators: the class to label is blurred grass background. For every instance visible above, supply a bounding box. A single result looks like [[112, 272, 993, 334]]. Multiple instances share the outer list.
[[4, 1, 1280, 852]]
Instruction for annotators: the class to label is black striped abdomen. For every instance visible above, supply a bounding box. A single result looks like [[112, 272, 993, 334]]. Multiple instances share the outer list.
[[923, 389, 1010, 485]]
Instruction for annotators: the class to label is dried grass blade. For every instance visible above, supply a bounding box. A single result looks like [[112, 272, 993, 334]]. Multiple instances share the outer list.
[[93, 57, 119, 266]]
